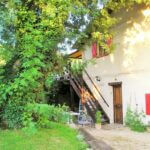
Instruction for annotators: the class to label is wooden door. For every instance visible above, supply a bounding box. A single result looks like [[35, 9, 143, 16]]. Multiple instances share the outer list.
[[113, 85, 123, 124]]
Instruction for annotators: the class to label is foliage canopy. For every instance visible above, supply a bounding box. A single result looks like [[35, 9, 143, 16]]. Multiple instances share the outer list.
[[0, 0, 100, 128]]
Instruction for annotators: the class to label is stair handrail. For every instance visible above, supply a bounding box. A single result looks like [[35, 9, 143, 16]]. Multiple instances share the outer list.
[[70, 74, 82, 91], [68, 70, 110, 122], [69, 78, 81, 98], [69, 72, 94, 102], [84, 69, 109, 107]]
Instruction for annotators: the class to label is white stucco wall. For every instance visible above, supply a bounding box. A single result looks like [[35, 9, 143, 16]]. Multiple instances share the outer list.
[[82, 4, 150, 124]]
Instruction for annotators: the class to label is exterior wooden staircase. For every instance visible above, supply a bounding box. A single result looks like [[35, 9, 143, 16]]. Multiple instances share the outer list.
[[68, 71, 110, 124]]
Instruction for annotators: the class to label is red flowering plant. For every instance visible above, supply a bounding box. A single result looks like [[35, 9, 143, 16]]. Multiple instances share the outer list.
[[91, 32, 114, 57], [106, 36, 112, 47]]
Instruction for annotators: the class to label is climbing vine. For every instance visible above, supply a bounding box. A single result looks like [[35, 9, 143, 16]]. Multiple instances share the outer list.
[[84, 0, 150, 53], [0, 0, 73, 128]]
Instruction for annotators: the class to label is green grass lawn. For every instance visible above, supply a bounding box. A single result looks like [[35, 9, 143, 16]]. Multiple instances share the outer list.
[[0, 123, 87, 150]]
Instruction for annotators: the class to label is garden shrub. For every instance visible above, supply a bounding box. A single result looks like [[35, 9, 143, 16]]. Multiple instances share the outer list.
[[23, 103, 70, 129], [96, 111, 102, 124], [1, 102, 25, 129], [125, 107, 147, 132]]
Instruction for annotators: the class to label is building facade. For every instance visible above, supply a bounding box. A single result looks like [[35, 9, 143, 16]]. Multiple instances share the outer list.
[[81, 4, 150, 124]]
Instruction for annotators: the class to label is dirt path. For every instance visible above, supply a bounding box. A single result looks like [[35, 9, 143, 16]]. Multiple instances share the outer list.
[[83, 124, 150, 150], [79, 128, 113, 150]]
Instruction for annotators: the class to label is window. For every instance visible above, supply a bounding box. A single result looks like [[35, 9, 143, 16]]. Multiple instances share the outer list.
[[92, 42, 109, 58], [97, 46, 109, 58]]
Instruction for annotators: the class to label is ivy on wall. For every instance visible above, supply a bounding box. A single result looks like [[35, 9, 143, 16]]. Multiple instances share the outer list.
[[78, 0, 150, 52]]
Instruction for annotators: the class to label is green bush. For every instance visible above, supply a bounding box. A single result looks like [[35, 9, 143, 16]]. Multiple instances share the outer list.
[[125, 107, 147, 132], [1, 102, 24, 129], [96, 111, 102, 124], [23, 103, 70, 129]]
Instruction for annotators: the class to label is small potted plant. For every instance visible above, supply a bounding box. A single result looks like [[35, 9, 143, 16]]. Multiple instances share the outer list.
[[95, 111, 102, 129]]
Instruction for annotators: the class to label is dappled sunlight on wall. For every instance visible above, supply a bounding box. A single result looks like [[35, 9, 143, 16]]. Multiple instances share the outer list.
[[110, 54, 115, 63], [83, 5, 150, 123], [122, 7, 150, 72]]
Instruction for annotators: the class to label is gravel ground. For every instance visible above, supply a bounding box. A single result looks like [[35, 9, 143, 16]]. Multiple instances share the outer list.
[[84, 124, 150, 150]]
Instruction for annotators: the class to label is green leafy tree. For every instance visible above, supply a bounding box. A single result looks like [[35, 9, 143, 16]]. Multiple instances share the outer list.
[[0, 0, 99, 128]]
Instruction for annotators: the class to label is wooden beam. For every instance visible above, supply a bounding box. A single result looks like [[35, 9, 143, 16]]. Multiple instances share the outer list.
[[70, 85, 75, 111], [108, 82, 122, 86]]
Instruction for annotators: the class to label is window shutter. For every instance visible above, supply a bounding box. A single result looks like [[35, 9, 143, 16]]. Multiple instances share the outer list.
[[92, 43, 97, 58], [146, 94, 150, 115]]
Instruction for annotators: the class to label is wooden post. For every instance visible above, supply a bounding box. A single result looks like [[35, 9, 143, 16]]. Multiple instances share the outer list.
[[81, 77, 85, 111], [70, 85, 75, 111]]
